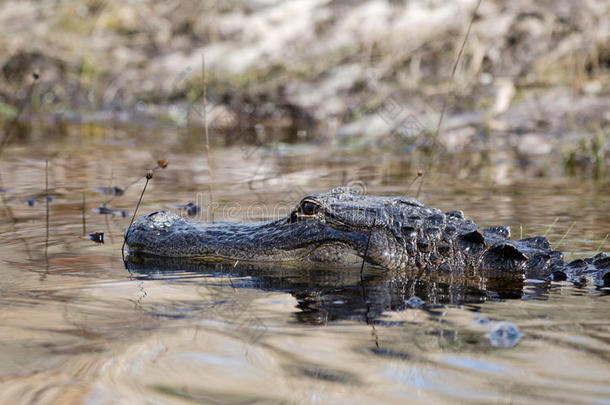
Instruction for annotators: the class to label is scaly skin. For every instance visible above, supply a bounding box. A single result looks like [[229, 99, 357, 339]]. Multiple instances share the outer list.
[[125, 187, 609, 286]]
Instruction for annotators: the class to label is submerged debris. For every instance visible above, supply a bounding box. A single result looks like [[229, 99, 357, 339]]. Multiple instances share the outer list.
[[88, 232, 104, 244], [170, 202, 202, 217], [473, 314, 491, 326], [25, 195, 55, 206], [94, 186, 125, 196], [93, 206, 129, 217]]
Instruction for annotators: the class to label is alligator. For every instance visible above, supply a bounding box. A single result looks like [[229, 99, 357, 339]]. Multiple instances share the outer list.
[[125, 187, 609, 287]]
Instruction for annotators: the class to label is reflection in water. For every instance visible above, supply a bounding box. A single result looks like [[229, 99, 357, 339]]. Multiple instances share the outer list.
[[124, 254, 534, 325]]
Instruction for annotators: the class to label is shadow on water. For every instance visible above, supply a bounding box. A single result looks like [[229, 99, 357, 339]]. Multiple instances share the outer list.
[[124, 254, 538, 325]]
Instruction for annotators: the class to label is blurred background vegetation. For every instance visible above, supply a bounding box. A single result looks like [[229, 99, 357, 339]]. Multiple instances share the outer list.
[[0, 0, 608, 177]]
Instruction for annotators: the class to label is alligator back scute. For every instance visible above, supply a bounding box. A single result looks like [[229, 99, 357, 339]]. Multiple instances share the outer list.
[[518, 236, 551, 250], [480, 242, 528, 275], [445, 210, 464, 220], [526, 252, 555, 279], [482, 226, 511, 239], [457, 229, 486, 254], [570, 253, 609, 287], [395, 197, 425, 208]]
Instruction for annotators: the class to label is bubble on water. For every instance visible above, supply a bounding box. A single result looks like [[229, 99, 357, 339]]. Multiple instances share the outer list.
[[405, 296, 424, 308], [487, 321, 522, 348], [473, 313, 490, 325], [474, 317, 490, 326]]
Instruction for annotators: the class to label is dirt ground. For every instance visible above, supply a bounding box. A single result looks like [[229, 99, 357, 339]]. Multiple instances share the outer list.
[[0, 0, 608, 174]]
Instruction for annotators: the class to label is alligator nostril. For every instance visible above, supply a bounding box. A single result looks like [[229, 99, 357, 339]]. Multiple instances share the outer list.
[[148, 211, 159, 218]]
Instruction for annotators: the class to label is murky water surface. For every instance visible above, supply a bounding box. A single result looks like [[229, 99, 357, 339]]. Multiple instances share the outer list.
[[0, 129, 609, 404]]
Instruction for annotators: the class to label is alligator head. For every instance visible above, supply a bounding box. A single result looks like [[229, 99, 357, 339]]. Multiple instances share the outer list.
[[125, 187, 442, 267]]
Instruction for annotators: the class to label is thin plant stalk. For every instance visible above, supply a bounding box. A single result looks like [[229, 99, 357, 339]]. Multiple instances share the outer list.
[[107, 160, 167, 204], [407, 170, 423, 196], [360, 218, 375, 278], [555, 221, 576, 249], [520, 224, 523, 240], [543, 217, 559, 238], [595, 234, 608, 254], [202, 53, 215, 222], [415, 171, 426, 199], [104, 169, 114, 206], [82, 191, 86, 236], [0, 172, 33, 259], [429, 0, 482, 156], [0, 74, 39, 159], [45, 160, 49, 261], [359, 217, 379, 348], [423, 0, 482, 187], [122, 173, 151, 259]]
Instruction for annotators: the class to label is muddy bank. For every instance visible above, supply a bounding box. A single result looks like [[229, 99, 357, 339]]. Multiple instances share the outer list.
[[0, 0, 608, 172]]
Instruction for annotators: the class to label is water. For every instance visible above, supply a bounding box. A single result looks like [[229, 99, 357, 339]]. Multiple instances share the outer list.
[[0, 128, 609, 404]]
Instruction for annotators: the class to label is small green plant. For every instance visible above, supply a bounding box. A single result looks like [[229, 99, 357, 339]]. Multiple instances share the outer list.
[[543, 217, 559, 238], [554, 221, 575, 250], [595, 234, 608, 254]]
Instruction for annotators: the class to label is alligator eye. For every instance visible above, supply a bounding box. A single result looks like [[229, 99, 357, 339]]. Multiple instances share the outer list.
[[299, 200, 320, 216]]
